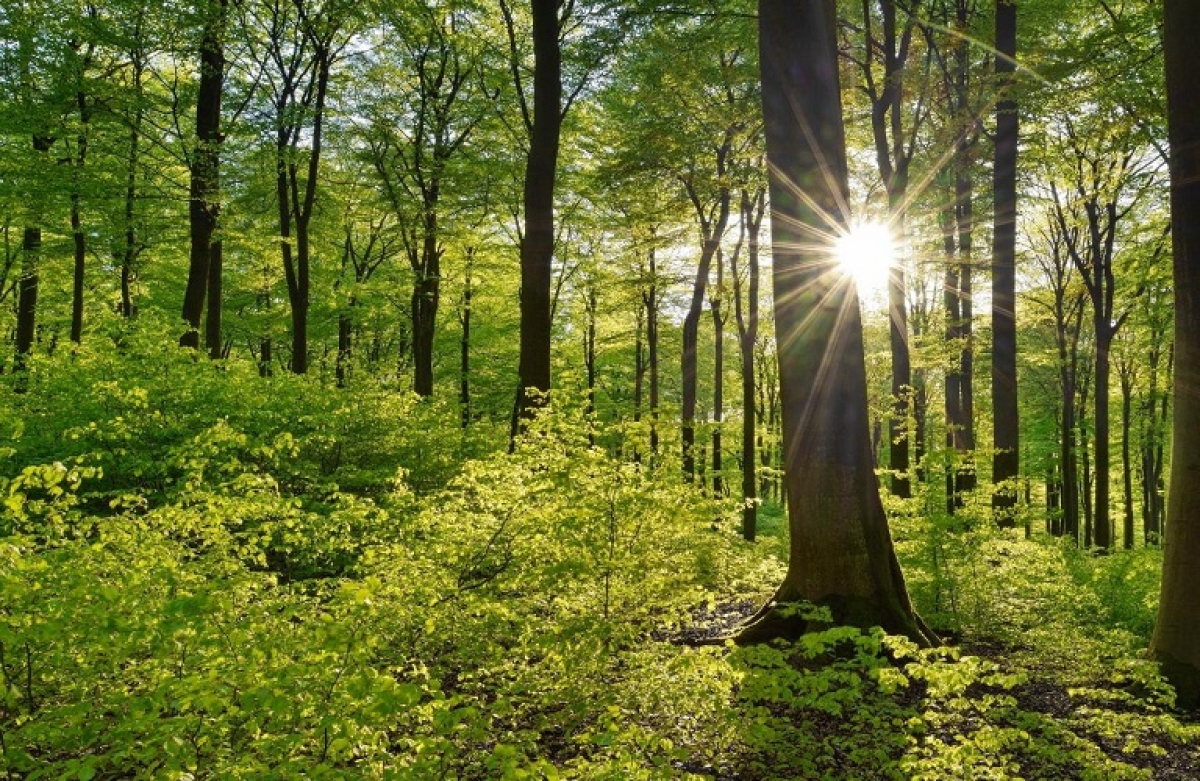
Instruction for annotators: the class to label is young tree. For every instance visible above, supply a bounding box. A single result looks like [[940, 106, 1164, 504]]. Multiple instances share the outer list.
[[739, 0, 931, 644], [1150, 0, 1200, 708]]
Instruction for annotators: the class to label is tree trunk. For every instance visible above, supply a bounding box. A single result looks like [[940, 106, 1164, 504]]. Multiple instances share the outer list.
[[206, 240, 223, 357], [734, 188, 764, 540], [741, 0, 932, 645], [1151, 0, 1200, 706], [681, 182, 732, 479], [1120, 359, 1135, 549], [585, 284, 597, 446], [413, 211, 440, 396], [645, 246, 660, 455], [1092, 326, 1113, 549], [991, 0, 1020, 519], [512, 0, 562, 434], [711, 250, 726, 496], [70, 85, 90, 343], [181, 0, 225, 350], [460, 248, 473, 429]]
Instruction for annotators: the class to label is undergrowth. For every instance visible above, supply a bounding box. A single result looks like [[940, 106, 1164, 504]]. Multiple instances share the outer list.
[[1, 332, 1197, 778]]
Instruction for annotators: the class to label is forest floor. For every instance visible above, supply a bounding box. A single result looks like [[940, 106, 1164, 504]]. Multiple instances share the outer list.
[[671, 596, 1200, 780]]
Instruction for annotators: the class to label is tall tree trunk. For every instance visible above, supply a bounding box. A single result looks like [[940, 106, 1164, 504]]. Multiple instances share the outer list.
[[991, 0, 1020, 519], [584, 283, 597, 446], [1092, 325, 1113, 549], [70, 79, 91, 343], [181, 0, 225, 350], [460, 248, 473, 429], [512, 0, 562, 434], [646, 248, 660, 455], [1152, 0, 1200, 705], [1120, 362, 1134, 549], [15, 135, 52, 381], [734, 187, 764, 540], [711, 249, 726, 496], [681, 173, 732, 479], [740, 0, 931, 645], [413, 211, 440, 396], [120, 82, 143, 321]]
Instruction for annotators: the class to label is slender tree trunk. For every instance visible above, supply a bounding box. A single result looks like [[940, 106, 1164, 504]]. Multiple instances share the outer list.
[[512, 0, 562, 435], [991, 0, 1020, 519], [1061, 361, 1080, 543], [181, 0, 225, 349], [1093, 326, 1112, 549], [711, 250, 726, 496], [955, 169, 977, 492], [682, 185, 731, 478], [70, 174, 87, 343], [585, 284, 597, 446], [120, 87, 143, 321], [734, 188, 764, 540], [1120, 364, 1134, 549], [460, 248, 473, 429], [1152, 0, 1200, 705], [644, 246, 660, 455], [70, 86, 90, 343]]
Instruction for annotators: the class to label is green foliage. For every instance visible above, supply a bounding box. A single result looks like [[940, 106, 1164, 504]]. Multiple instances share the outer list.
[[1, 338, 1196, 779]]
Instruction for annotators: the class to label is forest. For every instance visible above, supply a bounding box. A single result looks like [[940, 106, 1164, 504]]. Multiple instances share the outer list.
[[2, 0, 1200, 777]]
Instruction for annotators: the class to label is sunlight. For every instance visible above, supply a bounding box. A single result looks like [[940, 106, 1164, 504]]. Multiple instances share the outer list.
[[834, 220, 895, 300]]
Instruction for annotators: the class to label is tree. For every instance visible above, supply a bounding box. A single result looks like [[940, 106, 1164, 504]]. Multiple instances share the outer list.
[[739, 0, 932, 644], [181, 0, 227, 351], [991, 0, 1019, 519], [249, 0, 350, 374], [845, 0, 932, 498], [1150, 0, 1200, 708], [509, 0, 562, 431], [363, 1, 486, 396]]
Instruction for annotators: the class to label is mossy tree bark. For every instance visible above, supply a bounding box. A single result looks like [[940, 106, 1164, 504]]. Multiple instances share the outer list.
[[742, 0, 932, 646], [1151, 0, 1200, 709]]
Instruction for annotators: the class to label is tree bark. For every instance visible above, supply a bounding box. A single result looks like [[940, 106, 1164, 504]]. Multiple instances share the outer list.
[[512, 0, 562, 433], [733, 187, 764, 540], [181, 0, 225, 350], [741, 0, 932, 645], [991, 0, 1020, 520], [1151, 0, 1200, 707], [1119, 360, 1134, 549], [460, 247, 473, 428]]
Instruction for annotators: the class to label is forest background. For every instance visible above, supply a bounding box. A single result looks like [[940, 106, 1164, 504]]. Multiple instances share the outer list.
[[2, 0, 1198, 777]]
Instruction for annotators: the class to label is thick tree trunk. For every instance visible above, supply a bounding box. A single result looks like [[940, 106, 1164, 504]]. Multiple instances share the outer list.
[[741, 0, 931, 645], [413, 213, 440, 397], [991, 0, 1020, 519], [181, 0, 225, 350], [1151, 0, 1200, 706], [205, 241, 223, 357], [512, 0, 561, 433]]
